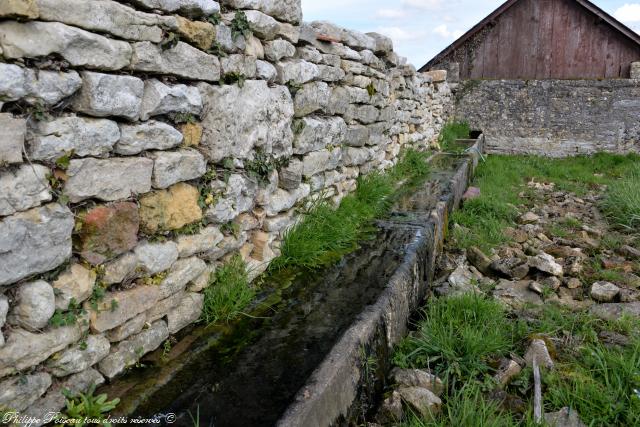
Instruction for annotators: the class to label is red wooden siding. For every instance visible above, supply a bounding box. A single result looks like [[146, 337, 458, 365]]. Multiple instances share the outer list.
[[426, 0, 640, 79]]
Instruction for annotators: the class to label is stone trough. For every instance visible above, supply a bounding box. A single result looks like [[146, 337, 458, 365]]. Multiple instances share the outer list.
[[103, 135, 484, 426]]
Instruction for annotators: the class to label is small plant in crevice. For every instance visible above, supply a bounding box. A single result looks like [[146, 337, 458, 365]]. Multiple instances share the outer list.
[[244, 149, 288, 185], [200, 254, 254, 325], [49, 298, 87, 328], [60, 384, 120, 426], [207, 41, 227, 57], [221, 221, 241, 238], [230, 11, 251, 40], [366, 82, 377, 98], [160, 32, 180, 50], [222, 72, 246, 87], [285, 80, 303, 97], [169, 112, 197, 124], [28, 100, 52, 122], [207, 12, 222, 25], [291, 119, 306, 135]]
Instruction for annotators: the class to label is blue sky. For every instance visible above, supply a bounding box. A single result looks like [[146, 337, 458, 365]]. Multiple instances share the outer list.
[[301, 1, 640, 67]]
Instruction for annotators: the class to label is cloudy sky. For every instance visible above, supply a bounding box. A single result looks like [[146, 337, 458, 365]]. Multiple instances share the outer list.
[[300, 1, 640, 67]]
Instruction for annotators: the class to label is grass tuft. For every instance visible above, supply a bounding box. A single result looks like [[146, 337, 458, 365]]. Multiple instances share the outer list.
[[439, 121, 471, 151], [601, 164, 640, 230], [201, 255, 254, 325], [393, 294, 514, 385]]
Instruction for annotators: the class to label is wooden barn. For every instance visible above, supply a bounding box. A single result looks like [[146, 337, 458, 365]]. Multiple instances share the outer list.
[[421, 0, 640, 79]]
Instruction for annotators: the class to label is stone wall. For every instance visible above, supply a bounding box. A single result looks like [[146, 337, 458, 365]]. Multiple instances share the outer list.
[[455, 79, 640, 156], [0, 0, 452, 415]]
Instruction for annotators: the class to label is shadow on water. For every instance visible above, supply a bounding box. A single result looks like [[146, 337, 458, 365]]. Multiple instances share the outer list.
[[102, 153, 468, 427]]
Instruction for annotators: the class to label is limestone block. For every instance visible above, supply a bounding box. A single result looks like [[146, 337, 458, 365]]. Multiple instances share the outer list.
[[198, 80, 293, 161], [275, 59, 319, 84], [423, 70, 447, 82], [98, 320, 168, 379], [134, 241, 179, 275], [265, 184, 310, 216], [52, 264, 97, 310], [345, 124, 370, 147], [130, 41, 220, 82], [341, 28, 376, 51], [327, 86, 350, 115], [186, 264, 213, 292], [202, 231, 246, 261], [7, 280, 55, 331], [0, 372, 51, 411], [47, 335, 110, 377], [0, 21, 132, 70], [279, 158, 303, 190], [139, 183, 203, 233], [88, 286, 161, 333], [105, 313, 146, 343], [0, 324, 85, 378], [264, 39, 295, 62], [205, 174, 257, 223], [220, 54, 257, 78], [256, 60, 277, 82], [293, 81, 330, 117], [179, 122, 203, 147], [220, 0, 301, 24], [0, 164, 51, 216], [167, 292, 204, 333], [23, 69, 82, 106], [302, 148, 342, 177], [140, 79, 203, 121], [35, 0, 175, 43], [116, 121, 183, 155], [244, 34, 264, 59], [344, 104, 379, 124], [145, 291, 185, 323], [0, 64, 27, 102], [296, 46, 323, 63], [27, 116, 119, 161], [366, 32, 393, 54], [77, 202, 139, 265], [131, 0, 220, 17], [175, 225, 224, 257], [342, 147, 373, 166], [150, 149, 206, 189], [317, 65, 345, 82], [176, 16, 215, 50], [243, 10, 279, 40], [158, 256, 207, 298], [277, 22, 299, 44], [0, 0, 39, 19], [72, 72, 144, 120], [293, 116, 346, 155], [64, 157, 153, 203], [102, 253, 138, 286], [0, 203, 73, 286], [0, 114, 25, 165]]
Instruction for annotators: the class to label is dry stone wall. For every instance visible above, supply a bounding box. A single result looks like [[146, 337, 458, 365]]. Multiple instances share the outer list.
[[0, 0, 452, 414]]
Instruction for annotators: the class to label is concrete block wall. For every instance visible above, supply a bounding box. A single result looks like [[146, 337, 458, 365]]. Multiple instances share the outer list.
[[0, 0, 452, 414]]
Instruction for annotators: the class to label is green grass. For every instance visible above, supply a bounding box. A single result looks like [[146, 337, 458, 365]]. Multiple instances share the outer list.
[[450, 153, 640, 252], [392, 296, 640, 426], [393, 294, 515, 385], [400, 383, 533, 427], [602, 164, 640, 230], [201, 255, 254, 325], [439, 121, 471, 152], [269, 149, 430, 271]]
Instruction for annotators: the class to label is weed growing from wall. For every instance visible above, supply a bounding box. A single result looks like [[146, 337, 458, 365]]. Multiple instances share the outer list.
[[201, 254, 254, 325]]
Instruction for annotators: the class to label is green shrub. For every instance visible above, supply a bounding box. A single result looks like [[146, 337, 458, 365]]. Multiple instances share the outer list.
[[201, 255, 254, 325]]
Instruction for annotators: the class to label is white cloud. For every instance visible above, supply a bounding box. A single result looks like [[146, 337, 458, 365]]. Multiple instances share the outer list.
[[377, 26, 425, 42], [402, 0, 444, 10], [432, 24, 463, 39], [375, 8, 408, 19], [614, 3, 640, 22]]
